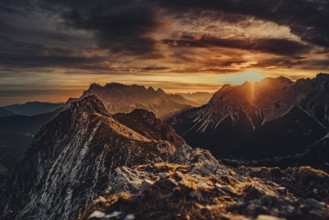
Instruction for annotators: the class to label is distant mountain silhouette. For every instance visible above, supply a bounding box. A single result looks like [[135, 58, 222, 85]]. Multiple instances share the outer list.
[[0, 111, 59, 136], [0, 108, 15, 118], [0, 104, 65, 173], [81, 83, 195, 119], [0, 134, 33, 172], [175, 92, 213, 106], [3, 102, 64, 116]]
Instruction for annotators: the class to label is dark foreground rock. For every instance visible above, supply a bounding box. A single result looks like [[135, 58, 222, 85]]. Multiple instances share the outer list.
[[78, 151, 329, 220], [236, 166, 329, 203]]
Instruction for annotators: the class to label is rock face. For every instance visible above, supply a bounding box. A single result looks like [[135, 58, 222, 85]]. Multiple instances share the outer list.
[[235, 166, 329, 203], [79, 151, 329, 220], [0, 96, 191, 220], [169, 74, 329, 167], [0, 163, 7, 183], [81, 83, 195, 119], [114, 109, 186, 148]]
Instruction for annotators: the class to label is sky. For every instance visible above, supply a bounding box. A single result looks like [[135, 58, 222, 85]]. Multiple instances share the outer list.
[[0, 0, 328, 105]]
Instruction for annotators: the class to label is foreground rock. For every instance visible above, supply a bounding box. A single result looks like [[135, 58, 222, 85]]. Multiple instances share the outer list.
[[236, 166, 329, 203], [79, 153, 329, 220]]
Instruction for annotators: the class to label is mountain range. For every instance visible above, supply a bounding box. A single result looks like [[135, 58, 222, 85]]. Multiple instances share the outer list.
[[0, 83, 202, 137], [0, 107, 15, 118], [2, 102, 64, 116], [0, 84, 203, 173], [1, 95, 328, 220], [175, 92, 213, 106], [168, 73, 329, 168], [1, 75, 329, 174], [81, 83, 196, 119], [0, 105, 66, 173]]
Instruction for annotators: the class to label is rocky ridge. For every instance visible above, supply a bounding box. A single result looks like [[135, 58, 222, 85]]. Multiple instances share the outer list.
[[0, 96, 191, 220]]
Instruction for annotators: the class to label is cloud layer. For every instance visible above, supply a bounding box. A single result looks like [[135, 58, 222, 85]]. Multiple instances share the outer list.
[[0, 0, 328, 103]]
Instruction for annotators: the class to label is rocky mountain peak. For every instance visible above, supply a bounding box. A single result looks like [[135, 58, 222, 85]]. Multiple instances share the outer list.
[[104, 82, 127, 88], [169, 74, 329, 165], [316, 73, 329, 80], [70, 95, 110, 117], [88, 83, 102, 90], [131, 109, 161, 128], [155, 88, 166, 96], [198, 74, 312, 125], [314, 73, 329, 90], [114, 109, 186, 147], [220, 83, 234, 90], [260, 76, 292, 85], [147, 87, 156, 93], [81, 82, 195, 119]]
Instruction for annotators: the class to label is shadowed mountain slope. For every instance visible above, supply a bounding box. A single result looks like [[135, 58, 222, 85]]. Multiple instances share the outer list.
[[169, 74, 329, 168]]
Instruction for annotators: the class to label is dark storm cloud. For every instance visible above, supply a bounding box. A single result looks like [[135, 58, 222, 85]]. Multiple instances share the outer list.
[[0, 36, 105, 69], [141, 66, 169, 71], [0, 1, 104, 70], [163, 35, 312, 55], [0, 21, 89, 47], [157, 0, 329, 48], [34, 0, 327, 65], [255, 57, 302, 69], [0, 0, 33, 10], [37, 0, 162, 55]]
